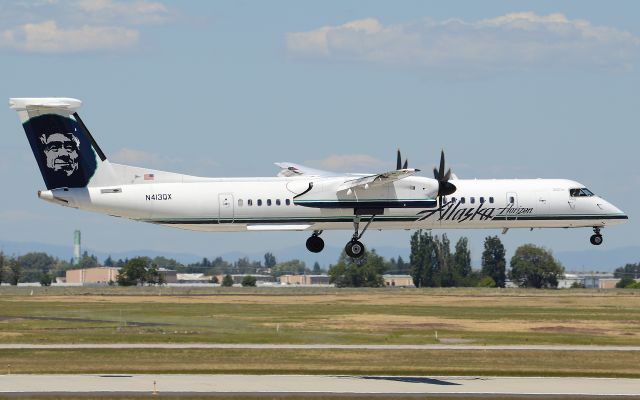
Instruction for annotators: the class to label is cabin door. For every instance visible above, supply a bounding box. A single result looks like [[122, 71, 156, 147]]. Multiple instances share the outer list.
[[218, 193, 235, 223]]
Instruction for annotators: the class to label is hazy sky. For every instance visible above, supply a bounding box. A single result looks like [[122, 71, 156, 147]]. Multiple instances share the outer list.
[[1, 1, 638, 264]]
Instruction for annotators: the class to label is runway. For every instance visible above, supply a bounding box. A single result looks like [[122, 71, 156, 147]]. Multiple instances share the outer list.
[[1, 374, 639, 396], [2, 343, 640, 351]]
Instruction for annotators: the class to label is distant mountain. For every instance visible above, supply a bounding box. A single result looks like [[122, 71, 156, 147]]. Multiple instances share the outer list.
[[0, 240, 203, 265], [1, 239, 638, 272]]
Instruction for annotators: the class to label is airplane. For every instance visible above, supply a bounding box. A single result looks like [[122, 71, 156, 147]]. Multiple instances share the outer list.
[[10, 97, 628, 258]]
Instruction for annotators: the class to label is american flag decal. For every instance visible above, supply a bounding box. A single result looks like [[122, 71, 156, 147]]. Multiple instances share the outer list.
[[144, 173, 154, 180]]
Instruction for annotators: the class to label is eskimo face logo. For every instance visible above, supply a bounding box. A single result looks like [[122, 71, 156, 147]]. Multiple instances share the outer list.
[[39, 131, 80, 176]]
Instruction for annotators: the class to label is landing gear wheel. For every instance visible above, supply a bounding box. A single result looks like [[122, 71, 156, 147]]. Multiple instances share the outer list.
[[306, 235, 325, 253], [590, 234, 603, 246], [345, 240, 365, 258]]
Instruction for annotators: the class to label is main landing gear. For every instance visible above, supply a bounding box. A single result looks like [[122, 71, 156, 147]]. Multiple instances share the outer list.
[[345, 215, 375, 258], [590, 227, 603, 246], [305, 215, 375, 259], [306, 230, 324, 253]]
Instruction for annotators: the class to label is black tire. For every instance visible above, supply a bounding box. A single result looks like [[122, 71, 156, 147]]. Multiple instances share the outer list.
[[590, 234, 603, 246], [345, 240, 365, 258], [306, 235, 325, 253]]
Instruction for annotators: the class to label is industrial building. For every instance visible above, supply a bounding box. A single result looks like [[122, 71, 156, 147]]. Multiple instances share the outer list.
[[66, 267, 119, 285], [215, 274, 276, 285], [383, 274, 415, 287], [279, 274, 330, 285], [65, 267, 177, 285]]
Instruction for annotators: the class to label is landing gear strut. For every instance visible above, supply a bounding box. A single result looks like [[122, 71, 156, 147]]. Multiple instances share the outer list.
[[590, 227, 603, 246], [345, 215, 376, 258], [306, 230, 325, 253]]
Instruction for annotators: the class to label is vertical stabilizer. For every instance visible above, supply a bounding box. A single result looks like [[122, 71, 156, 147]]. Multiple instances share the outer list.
[[9, 98, 118, 189]]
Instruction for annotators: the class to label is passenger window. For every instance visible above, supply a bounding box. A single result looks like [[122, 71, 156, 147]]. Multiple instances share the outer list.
[[238, 199, 243, 207], [276, 199, 281, 206], [248, 199, 253, 206], [286, 199, 291, 206], [509, 196, 515, 204], [451, 197, 456, 203], [470, 197, 475, 204], [480, 197, 485, 204], [410, 185, 416, 190], [489, 197, 494, 204], [257, 199, 262, 206], [267, 199, 272, 206], [461, 197, 466, 204]]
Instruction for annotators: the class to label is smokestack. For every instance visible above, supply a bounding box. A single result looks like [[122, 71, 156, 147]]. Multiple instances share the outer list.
[[73, 230, 81, 265]]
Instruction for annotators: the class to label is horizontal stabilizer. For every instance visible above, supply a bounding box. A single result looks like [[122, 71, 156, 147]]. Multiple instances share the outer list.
[[9, 98, 82, 111]]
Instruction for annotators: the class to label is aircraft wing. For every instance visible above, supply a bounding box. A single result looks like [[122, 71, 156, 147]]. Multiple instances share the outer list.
[[337, 168, 420, 191], [275, 162, 338, 177]]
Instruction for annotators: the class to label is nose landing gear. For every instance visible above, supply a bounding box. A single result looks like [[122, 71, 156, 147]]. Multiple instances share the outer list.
[[590, 227, 603, 246], [306, 230, 324, 253]]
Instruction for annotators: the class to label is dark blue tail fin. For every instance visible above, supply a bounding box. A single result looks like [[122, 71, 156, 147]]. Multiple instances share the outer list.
[[10, 98, 110, 190]]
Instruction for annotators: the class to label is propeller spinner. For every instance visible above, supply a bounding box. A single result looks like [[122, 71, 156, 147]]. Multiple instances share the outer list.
[[433, 150, 457, 206]]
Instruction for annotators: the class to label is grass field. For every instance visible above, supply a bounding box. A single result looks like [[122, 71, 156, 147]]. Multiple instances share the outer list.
[[0, 287, 639, 377]]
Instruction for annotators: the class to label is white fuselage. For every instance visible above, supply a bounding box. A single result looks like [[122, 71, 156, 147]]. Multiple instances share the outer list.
[[38, 175, 627, 233]]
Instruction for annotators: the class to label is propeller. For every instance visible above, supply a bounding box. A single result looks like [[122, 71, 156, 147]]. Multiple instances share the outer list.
[[433, 150, 457, 215], [396, 149, 409, 170]]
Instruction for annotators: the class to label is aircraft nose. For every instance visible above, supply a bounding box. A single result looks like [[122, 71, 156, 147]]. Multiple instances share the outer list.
[[598, 198, 628, 221]]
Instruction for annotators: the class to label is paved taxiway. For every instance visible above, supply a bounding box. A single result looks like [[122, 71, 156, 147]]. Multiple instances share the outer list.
[[1, 374, 639, 396], [2, 343, 640, 351]]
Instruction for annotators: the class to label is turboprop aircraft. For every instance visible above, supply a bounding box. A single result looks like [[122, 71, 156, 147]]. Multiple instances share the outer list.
[[10, 98, 628, 258]]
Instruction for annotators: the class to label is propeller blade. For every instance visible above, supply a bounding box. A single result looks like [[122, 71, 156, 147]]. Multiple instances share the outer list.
[[433, 167, 439, 180], [403, 159, 408, 169], [439, 150, 445, 180], [396, 149, 402, 170]]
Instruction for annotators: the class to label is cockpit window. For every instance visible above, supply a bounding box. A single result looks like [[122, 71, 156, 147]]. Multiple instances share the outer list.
[[570, 188, 595, 197]]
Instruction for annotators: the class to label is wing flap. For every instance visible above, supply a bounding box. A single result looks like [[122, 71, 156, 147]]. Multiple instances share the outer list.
[[275, 162, 337, 177], [338, 168, 419, 191]]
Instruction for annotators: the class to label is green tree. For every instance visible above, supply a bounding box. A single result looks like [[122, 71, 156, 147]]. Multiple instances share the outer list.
[[8, 259, 21, 285], [614, 263, 640, 279], [241, 275, 257, 287], [395, 256, 409, 274], [477, 276, 496, 287], [616, 276, 637, 288], [39, 273, 52, 286], [78, 251, 99, 269], [452, 237, 472, 284], [116, 257, 150, 286], [509, 244, 564, 288], [437, 234, 454, 287], [264, 253, 277, 269], [15, 252, 57, 282], [145, 264, 166, 285], [312, 262, 322, 274], [409, 230, 442, 287], [0, 251, 5, 285], [222, 274, 234, 287], [570, 281, 585, 289], [104, 255, 114, 267], [481, 236, 506, 288], [271, 260, 308, 277], [211, 275, 219, 284], [328, 250, 387, 288]]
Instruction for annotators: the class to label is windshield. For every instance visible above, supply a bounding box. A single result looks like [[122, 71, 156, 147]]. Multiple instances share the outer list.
[[569, 188, 595, 197]]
